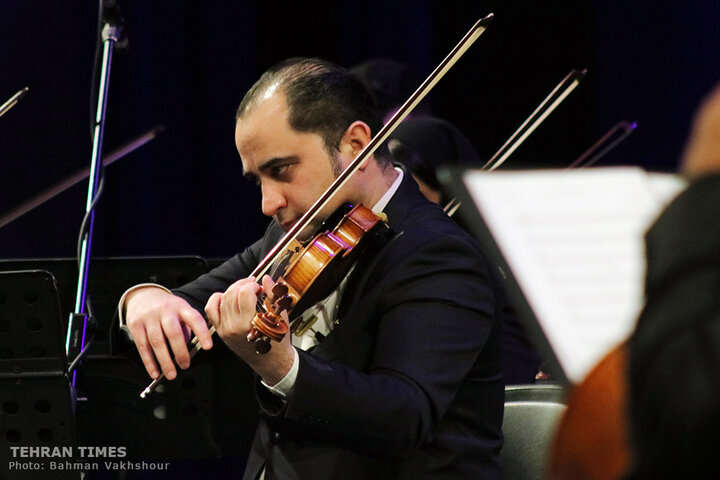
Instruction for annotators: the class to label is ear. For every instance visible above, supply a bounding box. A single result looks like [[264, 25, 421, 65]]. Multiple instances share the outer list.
[[339, 121, 374, 170]]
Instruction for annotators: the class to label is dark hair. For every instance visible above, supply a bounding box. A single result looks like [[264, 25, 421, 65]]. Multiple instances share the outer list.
[[237, 58, 389, 169]]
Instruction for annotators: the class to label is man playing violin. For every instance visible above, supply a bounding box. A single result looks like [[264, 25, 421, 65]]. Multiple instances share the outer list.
[[120, 57, 505, 479]]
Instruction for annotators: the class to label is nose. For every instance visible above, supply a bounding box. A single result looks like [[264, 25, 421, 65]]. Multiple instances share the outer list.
[[261, 182, 287, 218]]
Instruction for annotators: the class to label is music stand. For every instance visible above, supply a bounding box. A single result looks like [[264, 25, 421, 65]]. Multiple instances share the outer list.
[[0, 258, 257, 476], [438, 166, 685, 385], [0, 256, 209, 357], [0, 270, 77, 479]]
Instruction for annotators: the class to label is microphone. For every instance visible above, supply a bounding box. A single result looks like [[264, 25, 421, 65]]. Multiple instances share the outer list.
[[101, 0, 129, 52], [102, 0, 124, 26]]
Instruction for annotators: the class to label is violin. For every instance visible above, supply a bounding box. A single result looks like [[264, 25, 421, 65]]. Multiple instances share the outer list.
[[139, 14, 494, 398], [249, 203, 390, 354]]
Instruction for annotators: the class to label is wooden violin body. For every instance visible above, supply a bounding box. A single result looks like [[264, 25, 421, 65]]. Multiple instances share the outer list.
[[249, 203, 390, 353]]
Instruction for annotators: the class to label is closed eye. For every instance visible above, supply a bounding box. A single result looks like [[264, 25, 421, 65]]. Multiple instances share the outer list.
[[268, 163, 290, 180], [243, 156, 299, 187], [259, 156, 299, 182]]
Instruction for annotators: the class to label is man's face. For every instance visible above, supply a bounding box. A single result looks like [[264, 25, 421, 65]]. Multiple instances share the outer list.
[[235, 90, 345, 233]]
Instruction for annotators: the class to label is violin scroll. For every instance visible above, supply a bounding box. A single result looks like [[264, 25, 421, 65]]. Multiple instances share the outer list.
[[248, 283, 292, 353]]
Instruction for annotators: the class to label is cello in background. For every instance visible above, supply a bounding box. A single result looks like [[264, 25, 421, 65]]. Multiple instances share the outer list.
[[547, 343, 631, 479]]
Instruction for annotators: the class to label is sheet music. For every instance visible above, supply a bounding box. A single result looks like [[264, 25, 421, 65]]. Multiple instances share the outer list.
[[463, 167, 686, 383]]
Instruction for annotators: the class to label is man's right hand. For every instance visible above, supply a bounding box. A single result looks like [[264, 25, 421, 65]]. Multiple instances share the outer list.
[[124, 287, 213, 380]]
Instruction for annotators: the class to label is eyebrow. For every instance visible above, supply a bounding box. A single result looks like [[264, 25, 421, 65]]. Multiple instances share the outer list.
[[243, 156, 300, 179]]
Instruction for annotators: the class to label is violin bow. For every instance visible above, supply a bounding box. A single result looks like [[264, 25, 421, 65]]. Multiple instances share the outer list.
[[566, 120, 637, 169], [249, 14, 494, 283], [0, 125, 165, 229], [443, 69, 586, 215], [483, 69, 586, 171], [141, 13, 495, 398], [0, 86, 29, 119]]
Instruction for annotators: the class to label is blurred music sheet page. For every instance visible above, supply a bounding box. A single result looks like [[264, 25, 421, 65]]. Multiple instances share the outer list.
[[464, 167, 686, 383]]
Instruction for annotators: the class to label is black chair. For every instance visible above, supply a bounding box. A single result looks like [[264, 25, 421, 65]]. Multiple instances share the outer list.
[[501, 384, 567, 480]]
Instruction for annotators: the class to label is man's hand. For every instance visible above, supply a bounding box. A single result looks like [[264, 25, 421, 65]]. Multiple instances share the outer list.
[[125, 286, 213, 380], [681, 82, 720, 177], [205, 276, 295, 386]]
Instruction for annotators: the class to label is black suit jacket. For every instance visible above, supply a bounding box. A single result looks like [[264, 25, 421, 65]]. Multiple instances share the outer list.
[[174, 173, 505, 479]]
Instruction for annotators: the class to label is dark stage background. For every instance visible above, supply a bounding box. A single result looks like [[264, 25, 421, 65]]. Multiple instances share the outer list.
[[0, 1, 718, 478], [1, 1, 718, 260]]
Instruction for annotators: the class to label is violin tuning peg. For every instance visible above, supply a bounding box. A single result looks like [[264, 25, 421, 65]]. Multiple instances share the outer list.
[[255, 337, 271, 354], [275, 295, 292, 312], [272, 283, 289, 301]]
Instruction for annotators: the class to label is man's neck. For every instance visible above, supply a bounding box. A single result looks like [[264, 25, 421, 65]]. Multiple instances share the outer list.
[[362, 162, 400, 208], [370, 166, 403, 214]]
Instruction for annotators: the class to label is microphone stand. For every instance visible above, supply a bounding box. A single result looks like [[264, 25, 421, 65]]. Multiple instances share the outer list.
[[66, 16, 123, 385]]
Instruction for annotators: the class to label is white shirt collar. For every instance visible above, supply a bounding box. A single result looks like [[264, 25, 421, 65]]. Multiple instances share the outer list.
[[371, 167, 403, 214]]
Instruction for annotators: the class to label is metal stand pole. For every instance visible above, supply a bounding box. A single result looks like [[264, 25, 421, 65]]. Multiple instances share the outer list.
[[66, 22, 121, 385]]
